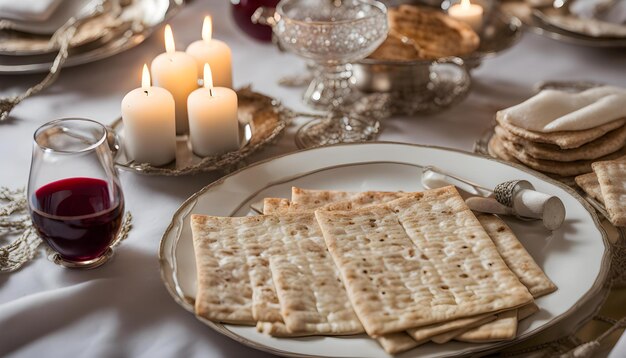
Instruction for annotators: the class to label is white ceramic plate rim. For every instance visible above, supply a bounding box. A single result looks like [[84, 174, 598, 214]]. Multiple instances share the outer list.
[[158, 142, 610, 358]]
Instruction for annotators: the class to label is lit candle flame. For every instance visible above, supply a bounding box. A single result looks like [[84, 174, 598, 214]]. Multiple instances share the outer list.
[[165, 24, 175, 54], [141, 64, 150, 90], [461, 0, 471, 8], [204, 63, 214, 94], [202, 16, 212, 43]]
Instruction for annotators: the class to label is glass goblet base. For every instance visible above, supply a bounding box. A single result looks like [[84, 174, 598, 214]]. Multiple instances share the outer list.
[[51, 247, 113, 269], [295, 113, 380, 149]]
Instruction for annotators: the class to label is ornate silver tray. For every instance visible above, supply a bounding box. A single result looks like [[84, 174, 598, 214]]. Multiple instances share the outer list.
[[0, 0, 183, 74], [110, 88, 292, 176]]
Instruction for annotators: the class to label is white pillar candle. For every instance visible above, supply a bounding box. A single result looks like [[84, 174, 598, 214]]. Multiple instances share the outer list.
[[151, 25, 198, 135], [121, 64, 176, 166], [448, 0, 483, 32], [188, 64, 239, 157], [186, 16, 233, 88]]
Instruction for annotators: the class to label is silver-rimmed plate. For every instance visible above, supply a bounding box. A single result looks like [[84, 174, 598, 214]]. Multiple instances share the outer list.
[[111, 88, 291, 176], [528, 13, 626, 48], [501, 1, 626, 48], [0, 0, 183, 74], [159, 142, 610, 358]]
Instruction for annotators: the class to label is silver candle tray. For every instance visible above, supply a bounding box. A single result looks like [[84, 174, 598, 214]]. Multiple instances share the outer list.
[[109, 87, 292, 176]]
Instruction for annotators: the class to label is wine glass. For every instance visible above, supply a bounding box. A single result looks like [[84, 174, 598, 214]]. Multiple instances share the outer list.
[[28, 118, 125, 269], [231, 0, 280, 42], [273, 0, 388, 148]]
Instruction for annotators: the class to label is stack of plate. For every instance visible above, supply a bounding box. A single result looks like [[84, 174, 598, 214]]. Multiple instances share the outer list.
[[0, 0, 182, 74]]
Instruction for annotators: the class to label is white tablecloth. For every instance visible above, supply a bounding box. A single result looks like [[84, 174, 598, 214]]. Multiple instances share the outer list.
[[1, 1, 625, 357]]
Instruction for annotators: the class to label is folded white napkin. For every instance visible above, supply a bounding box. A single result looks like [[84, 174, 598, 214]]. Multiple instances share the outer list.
[[0, 0, 64, 22], [499, 86, 626, 133]]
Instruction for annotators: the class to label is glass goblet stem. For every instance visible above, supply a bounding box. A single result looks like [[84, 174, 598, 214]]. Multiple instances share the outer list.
[[303, 62, 356, 109]]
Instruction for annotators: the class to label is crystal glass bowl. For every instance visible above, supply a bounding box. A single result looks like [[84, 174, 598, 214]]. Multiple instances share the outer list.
[[275, 0, 388, 65]]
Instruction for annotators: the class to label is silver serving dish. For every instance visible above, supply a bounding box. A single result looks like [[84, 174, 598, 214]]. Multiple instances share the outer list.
[[0, 0, 183, 74], [110, 88, 292, 176], [353, 56, 472, 115], [351, 5, 521, 114], [258, 2, 521, 115]]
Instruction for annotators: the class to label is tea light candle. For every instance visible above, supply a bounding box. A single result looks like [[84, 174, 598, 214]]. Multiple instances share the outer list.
[[151, 25, 198, 135], [121, 64, 176, 166], [448, 0, 483, 32], [186, 16, 233, 88], [188, 64, 239, 157]]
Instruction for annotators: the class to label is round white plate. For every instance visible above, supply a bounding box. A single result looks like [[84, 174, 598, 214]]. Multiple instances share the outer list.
[[159, 142, 610, 358]]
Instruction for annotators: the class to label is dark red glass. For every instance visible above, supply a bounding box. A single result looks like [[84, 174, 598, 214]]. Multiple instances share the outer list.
[[231, 0, 279, 42], [30, 177, 124, 262]]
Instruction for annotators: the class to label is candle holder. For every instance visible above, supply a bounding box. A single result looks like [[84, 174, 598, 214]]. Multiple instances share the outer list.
[[272, 0, 389, 147], [109, 88, 292, 176]]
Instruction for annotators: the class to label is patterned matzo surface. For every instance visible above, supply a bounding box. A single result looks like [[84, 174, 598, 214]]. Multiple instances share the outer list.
[[190, 214, 256, 324], [191, 213, 364, 335], [315, 186, 533, 336], [291, 188, 550, 345], [575, 172, 605, 205]]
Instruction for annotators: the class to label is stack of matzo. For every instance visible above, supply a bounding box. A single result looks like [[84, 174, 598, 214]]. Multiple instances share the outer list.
[[488, 86, 626, 182], [190, 186, 557, 354]]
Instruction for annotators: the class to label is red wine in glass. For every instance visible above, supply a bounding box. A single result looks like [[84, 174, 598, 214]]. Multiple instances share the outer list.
[[30, 177, 124, 262], [231, 0, 279, 42], [28, 118, 125, 268]]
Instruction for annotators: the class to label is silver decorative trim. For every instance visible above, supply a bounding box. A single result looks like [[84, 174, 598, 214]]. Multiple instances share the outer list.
[[494, 180, 521, 207]]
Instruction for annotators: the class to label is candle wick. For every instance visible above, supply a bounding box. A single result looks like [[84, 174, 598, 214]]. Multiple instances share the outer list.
[[209, 88, 214, 97], [144, 90, 149, 96]]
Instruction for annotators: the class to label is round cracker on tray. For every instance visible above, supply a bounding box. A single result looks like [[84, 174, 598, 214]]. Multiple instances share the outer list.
[[390, 5, 480, 59], [368, 31, 423, 61], [374, 5, 480, 61]]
